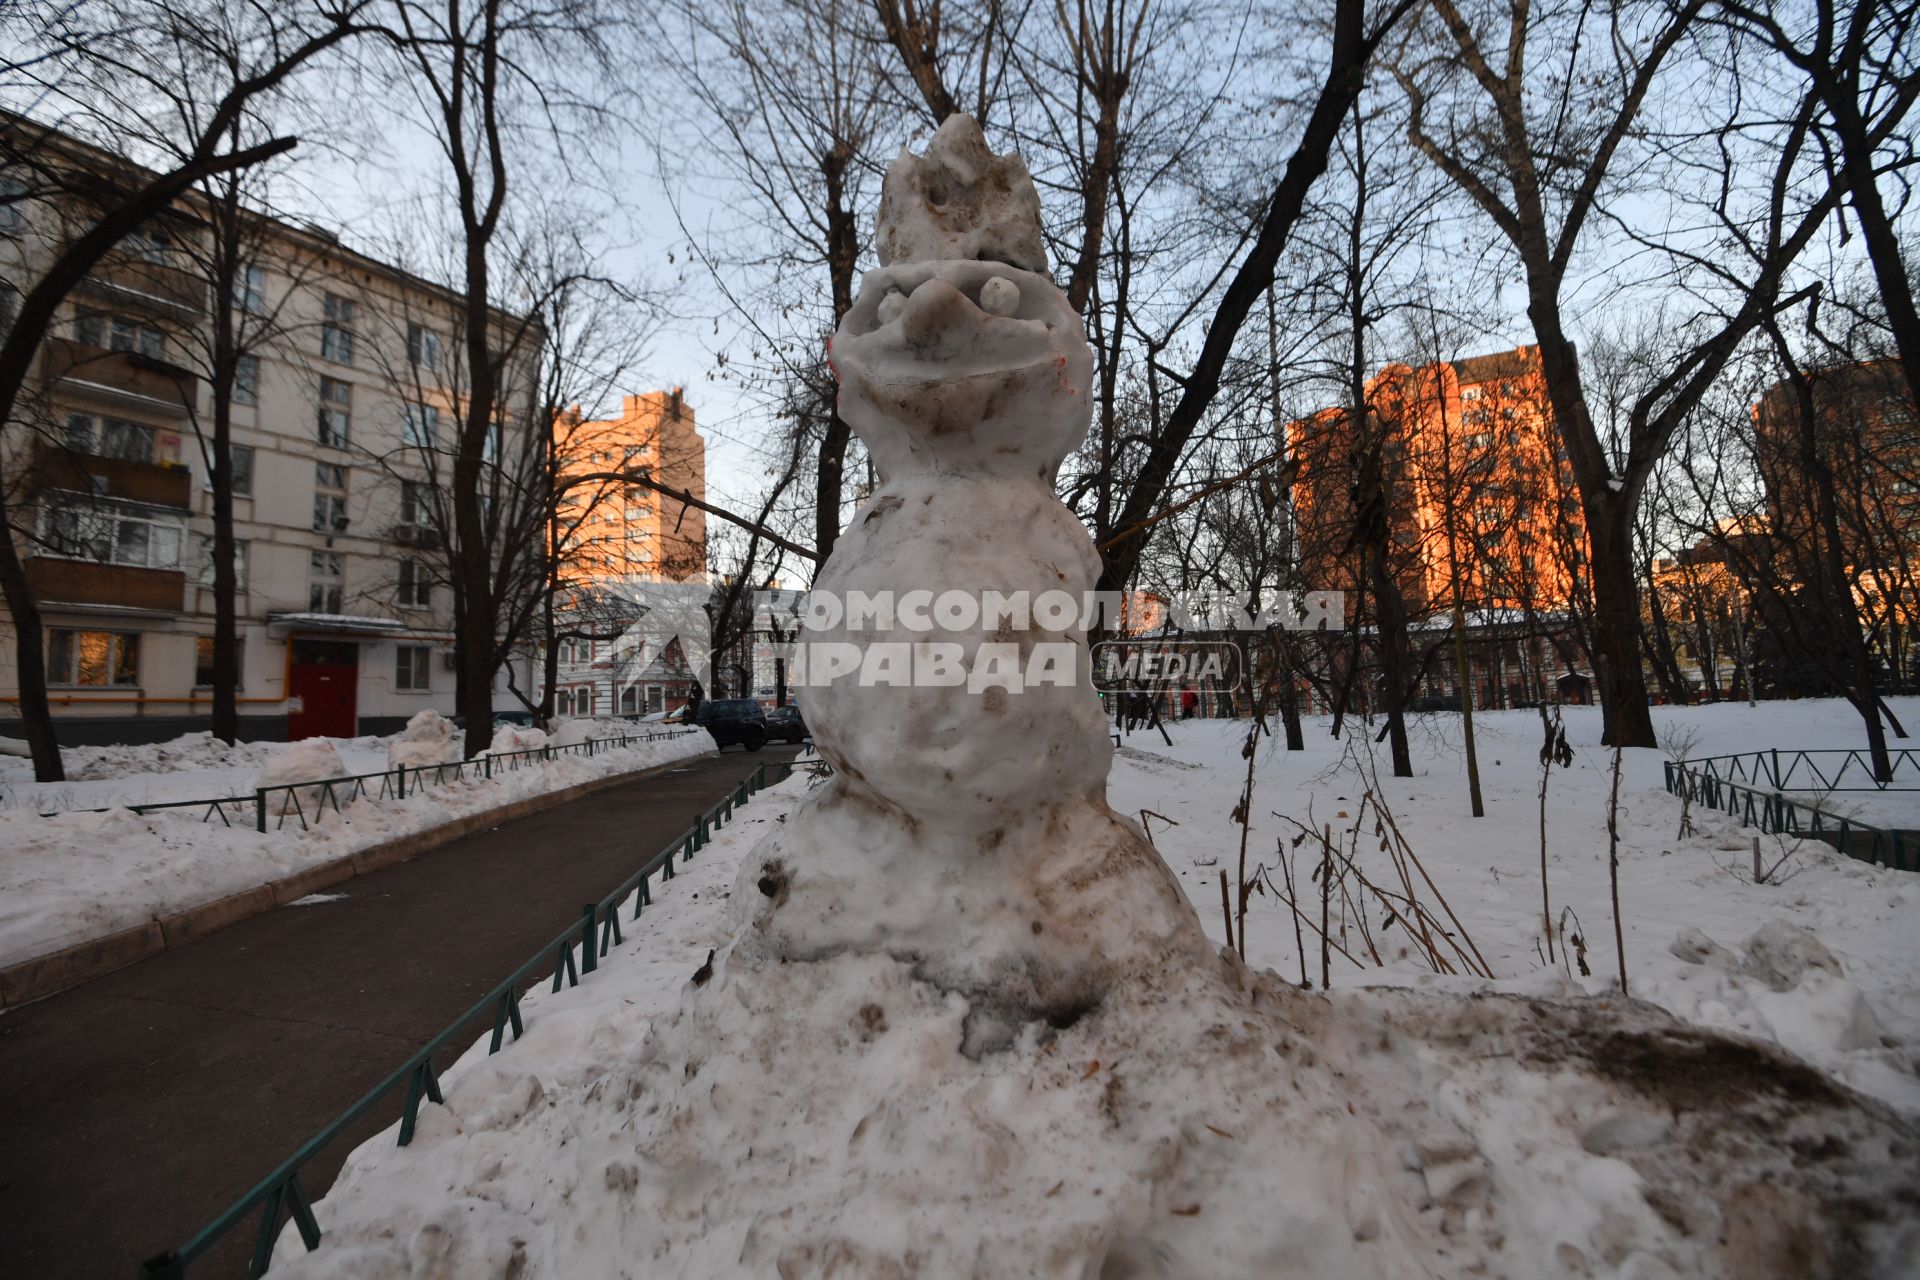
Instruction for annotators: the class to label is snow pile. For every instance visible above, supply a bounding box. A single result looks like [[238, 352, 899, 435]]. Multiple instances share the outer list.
[[66, 730, 282, 781], [254, 738, 351, 815], [0, 729, 713, 971], [486, 724, 548, 755], [272, 775, 1920, 1280], [387, 711, 461, 770], [1656, 920, 1904, 1099]]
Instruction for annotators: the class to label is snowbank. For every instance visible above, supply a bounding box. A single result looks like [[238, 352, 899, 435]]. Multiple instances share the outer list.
[[271, 765, 1920, 1280], [0, 729, 713, 972], [386, 711, 462, 770]]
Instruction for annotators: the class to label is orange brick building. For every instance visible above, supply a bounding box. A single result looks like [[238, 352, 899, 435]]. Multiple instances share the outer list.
[[554, 389, 708, 586], [1291, 345, 1588, 619], [1288, 346, 1593, 709]]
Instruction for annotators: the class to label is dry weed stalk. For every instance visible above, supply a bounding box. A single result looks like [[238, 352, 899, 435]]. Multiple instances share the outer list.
[[1606, 743, 1629, 997], [1266, 738, 1494, 981], [1536, 704, 1573, 963]]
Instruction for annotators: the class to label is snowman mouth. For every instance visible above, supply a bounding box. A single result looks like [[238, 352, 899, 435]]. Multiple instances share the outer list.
[[838, 261, 1065, 381]]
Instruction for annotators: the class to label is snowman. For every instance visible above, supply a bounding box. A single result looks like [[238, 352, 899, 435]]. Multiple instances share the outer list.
[[733, 116, 1207, 1049]]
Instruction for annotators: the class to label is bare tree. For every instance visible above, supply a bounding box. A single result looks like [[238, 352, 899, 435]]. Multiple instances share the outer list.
[[1390, 0, 1850, 747], [384, 0, 621, 756]]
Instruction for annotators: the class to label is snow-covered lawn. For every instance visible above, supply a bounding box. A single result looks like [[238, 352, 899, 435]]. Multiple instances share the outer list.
[[1108, 699, 1920, 1111], [0, 719, 714, 972], [262, 706, 1920, 1277]]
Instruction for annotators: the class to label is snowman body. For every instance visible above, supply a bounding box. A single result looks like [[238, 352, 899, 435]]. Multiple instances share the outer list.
[[732, 120, 1206, 1041]]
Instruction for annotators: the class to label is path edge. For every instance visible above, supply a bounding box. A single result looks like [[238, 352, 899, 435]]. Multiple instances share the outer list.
[[0, 752, 716, 1009]]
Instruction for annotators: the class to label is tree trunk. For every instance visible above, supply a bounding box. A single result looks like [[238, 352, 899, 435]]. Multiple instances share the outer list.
[[0, 546, 61, 779], [208, 188, 243, 745], [1583, 501, 1659, 748], [817, 147, 860, 563]]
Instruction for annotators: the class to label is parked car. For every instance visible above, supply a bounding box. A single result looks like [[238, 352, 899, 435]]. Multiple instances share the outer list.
[[1408, 694, 1463, 713], [765, 704, 809, 744], [695, 698, 768, 751]]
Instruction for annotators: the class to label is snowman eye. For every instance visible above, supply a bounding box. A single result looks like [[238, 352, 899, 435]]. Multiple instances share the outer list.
[[978, 277, 1019, 317], [877, 289, 906, 326]]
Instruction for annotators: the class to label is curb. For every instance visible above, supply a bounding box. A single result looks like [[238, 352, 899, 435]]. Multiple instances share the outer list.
[[0, 752, 712, 1010]]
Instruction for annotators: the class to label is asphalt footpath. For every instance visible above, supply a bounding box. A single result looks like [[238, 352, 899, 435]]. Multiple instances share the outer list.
[[0, 743, 800, 1279]]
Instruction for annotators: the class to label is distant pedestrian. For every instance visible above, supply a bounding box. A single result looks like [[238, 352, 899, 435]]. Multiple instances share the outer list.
[[1181, 689, 1198, 720]]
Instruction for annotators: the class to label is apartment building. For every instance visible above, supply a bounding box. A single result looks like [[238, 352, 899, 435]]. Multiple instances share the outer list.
[[536, 390, 709, 716], [0, 120, 539, 743], [1288, 345, 1593, 709]]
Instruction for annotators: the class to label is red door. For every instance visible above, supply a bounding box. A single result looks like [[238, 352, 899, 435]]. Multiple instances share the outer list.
[[288, 640, 359, 739]]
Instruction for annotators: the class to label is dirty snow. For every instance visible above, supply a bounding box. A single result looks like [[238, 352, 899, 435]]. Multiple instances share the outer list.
[[267, 702, 1920, 1280]]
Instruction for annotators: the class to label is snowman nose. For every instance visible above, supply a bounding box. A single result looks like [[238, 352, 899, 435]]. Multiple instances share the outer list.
[[899, 276, 974, 346]]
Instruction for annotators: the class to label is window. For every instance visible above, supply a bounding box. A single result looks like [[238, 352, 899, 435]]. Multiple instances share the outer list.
[[47, 629, 140, 686], [398, 558, 431, 607], [400, 480, 430, 526], [623, 444, 649, 464], [198, 442, 254, 496], [556, 688, 574, 717], [320, 294, 355, 364], [646, 686, 664, 714], [122, 226, 173, 264], [407, 324, 440, 373], [577, 687, 594, 716], [232, 354, 259, 405], [65, 412, 154, 463], [40, 493, 183, 569], [395, 644, 431, 690], [195, 636, 243, 688], [625, 505, 652, 521], [76, 310, 164, 358], [313, 463, 349, 533], [404, 404, 439, 449], [483, 420, 503, 465], [235, 265, 265, 315], [318, 376, 351, 446], [194, 535, 249, 589], [620, 686, 637, 714], [0, 176, 25, 233], [309, 551, 344, 613]]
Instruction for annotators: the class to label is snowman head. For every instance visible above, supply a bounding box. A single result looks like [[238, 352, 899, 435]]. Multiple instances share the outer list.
[[832, 115, 1094, 486]]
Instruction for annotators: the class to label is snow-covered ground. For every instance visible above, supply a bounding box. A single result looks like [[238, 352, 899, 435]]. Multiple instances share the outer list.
[[264, 701, 1919, 1279], [1109, 699, 1920, 1112], [0, 719, 713, 971]]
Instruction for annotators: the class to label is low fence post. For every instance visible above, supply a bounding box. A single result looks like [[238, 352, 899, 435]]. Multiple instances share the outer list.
[[580, 905, 598, 974], [255, 788, 267, 834]]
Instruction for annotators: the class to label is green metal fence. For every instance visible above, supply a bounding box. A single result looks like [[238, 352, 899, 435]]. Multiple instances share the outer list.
[[1673, 747, 1920, 794], [36, 729, 699, 831], [1663, 759, 1917, 873], [137, 756, 797, 1279]]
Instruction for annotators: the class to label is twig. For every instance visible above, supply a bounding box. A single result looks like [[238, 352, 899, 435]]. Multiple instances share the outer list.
[[1320, 822, 1333, 989], [1218, 868, 1236, 955]]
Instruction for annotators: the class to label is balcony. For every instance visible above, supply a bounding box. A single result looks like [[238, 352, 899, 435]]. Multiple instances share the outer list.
[[76, 256, 206, 318], [30, 441, 192, 509], [25, 557, 184, 612], [42, 337, 196, 418]]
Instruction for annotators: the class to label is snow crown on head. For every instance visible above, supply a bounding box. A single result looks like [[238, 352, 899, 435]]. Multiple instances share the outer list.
[[875, 114, 1048, 274]]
